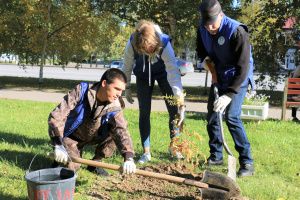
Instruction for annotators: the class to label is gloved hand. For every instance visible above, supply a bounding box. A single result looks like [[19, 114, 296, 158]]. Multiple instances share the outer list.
[[213, 95, 232, 113], [177, 105, 185, 127], [54, 145, 68, 165], [125, 88, 134, 104], [123, 158, 136, 174]]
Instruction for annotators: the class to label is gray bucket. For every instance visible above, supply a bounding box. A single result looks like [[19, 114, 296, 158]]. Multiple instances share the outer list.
[[25, 167, 76, 200]]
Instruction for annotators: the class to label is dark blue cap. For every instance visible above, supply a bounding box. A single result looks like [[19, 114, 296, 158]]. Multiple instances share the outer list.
[[199, 0, 222, 25]]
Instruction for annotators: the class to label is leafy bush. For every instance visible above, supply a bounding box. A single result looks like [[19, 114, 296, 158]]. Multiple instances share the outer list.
[[244, 91, 270, 106]]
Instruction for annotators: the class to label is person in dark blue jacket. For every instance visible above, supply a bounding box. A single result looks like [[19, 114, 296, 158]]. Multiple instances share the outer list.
[[196, 0, 255, 177]]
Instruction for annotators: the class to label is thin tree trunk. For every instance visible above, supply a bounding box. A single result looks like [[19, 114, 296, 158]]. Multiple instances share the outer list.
[[90, 54, 92, 68], [39, 2, 51, 85], [39, 34, 48, 85], [168, 16, 177, 47]]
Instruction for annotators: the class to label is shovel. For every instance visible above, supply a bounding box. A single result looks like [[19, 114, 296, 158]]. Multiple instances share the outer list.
[[213, 86, 237, 181], [48, 153, 240, 199]]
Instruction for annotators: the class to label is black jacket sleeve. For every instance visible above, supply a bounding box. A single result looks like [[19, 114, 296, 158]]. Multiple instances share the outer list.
[[226, 25, 250, 97], [196, 27, 208, 62]]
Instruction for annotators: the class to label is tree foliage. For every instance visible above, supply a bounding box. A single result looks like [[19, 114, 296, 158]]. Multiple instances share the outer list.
[[0, 0, 124, 62], [93, 0, 202, 57], [236, 0, 299, 87], [109, 25, 134, 60], [0, 0, 123, 82], [1, 0, 299, 86]]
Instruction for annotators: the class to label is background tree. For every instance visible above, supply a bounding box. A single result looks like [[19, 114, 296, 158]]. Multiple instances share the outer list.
[[0, 1, 122, 83], [1, 0, 299, 88], [109, 24, 134, 60], [93, 0, 202, 58], [237, 0, 299, 88]]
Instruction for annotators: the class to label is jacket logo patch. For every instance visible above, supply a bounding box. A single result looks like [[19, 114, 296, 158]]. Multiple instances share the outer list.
[[218, 36, 225, 46]]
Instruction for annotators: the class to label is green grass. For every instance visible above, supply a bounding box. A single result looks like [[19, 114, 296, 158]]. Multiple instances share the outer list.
[[0, 99, 299, 199], [0, 76, 283, 106]]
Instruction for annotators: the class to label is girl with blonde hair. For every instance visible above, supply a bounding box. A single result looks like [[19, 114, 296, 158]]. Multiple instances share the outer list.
[[123, 20, 185, 164]]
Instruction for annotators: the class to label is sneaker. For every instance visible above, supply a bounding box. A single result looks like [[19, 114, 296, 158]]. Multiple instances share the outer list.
[[237, 163, 254, 177], [168, 147, 184, 159], [207, 157, 224, 166], [138, 153, 151, 164], [87, 165, 109, 176]]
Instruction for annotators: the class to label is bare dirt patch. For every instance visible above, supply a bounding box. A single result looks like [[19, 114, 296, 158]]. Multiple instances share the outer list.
[[87, 163, 204, 200]]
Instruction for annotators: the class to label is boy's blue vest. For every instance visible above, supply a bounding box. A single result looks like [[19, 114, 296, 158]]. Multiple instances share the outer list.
[[63, 82, 118, 137], [200, 16, 255, 90], [130, 33, 170, 80]]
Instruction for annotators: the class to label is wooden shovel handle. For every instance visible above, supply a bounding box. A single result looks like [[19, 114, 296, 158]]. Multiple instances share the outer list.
[[71, 156, 209, 189]]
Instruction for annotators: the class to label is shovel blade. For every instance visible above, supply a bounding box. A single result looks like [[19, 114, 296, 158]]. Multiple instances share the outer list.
[[199, 188, 229, 200], [227, 155, 237, 181], [201, 170, 241, 199]]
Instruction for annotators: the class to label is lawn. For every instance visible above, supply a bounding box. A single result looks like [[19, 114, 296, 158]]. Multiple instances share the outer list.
[[0, 98, 299, 199]]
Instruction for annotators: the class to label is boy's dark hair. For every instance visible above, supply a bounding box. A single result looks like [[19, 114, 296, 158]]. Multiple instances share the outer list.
[[100, 68, 127, 85]]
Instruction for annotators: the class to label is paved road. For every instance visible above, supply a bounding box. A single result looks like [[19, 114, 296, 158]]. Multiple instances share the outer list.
[[0, 64, 204, 86], [0, 64, 285, 90]]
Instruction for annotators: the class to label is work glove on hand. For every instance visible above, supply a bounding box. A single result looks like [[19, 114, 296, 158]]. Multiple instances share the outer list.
[[213, 95, 232, 113], [123, 158, 136, 174], [54, 145, 68, 165], [177, 105, 186, 127], [125, 88, 134, 104]]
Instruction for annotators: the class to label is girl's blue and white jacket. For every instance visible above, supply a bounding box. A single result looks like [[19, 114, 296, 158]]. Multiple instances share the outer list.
[[123, 25, 184, 101]]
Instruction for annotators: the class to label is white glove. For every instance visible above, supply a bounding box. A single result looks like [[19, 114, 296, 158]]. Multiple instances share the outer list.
[[213, 95, 232, 113], [125, 88, 134, 104], [177, 105, 185, 126], [54, 145, 68, 164], [123, 158, 136, 174]]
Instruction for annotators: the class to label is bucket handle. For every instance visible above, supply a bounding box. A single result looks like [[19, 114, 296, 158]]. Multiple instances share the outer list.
[[27, 153, 77, 176], [26, 154, 38, 173]]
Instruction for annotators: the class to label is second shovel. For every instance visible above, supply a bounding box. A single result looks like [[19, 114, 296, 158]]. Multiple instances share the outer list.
[[214, 86, 237, 181]]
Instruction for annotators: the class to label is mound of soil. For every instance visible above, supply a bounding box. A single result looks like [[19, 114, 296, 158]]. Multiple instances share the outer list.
[[87, 163, 204, 200]]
